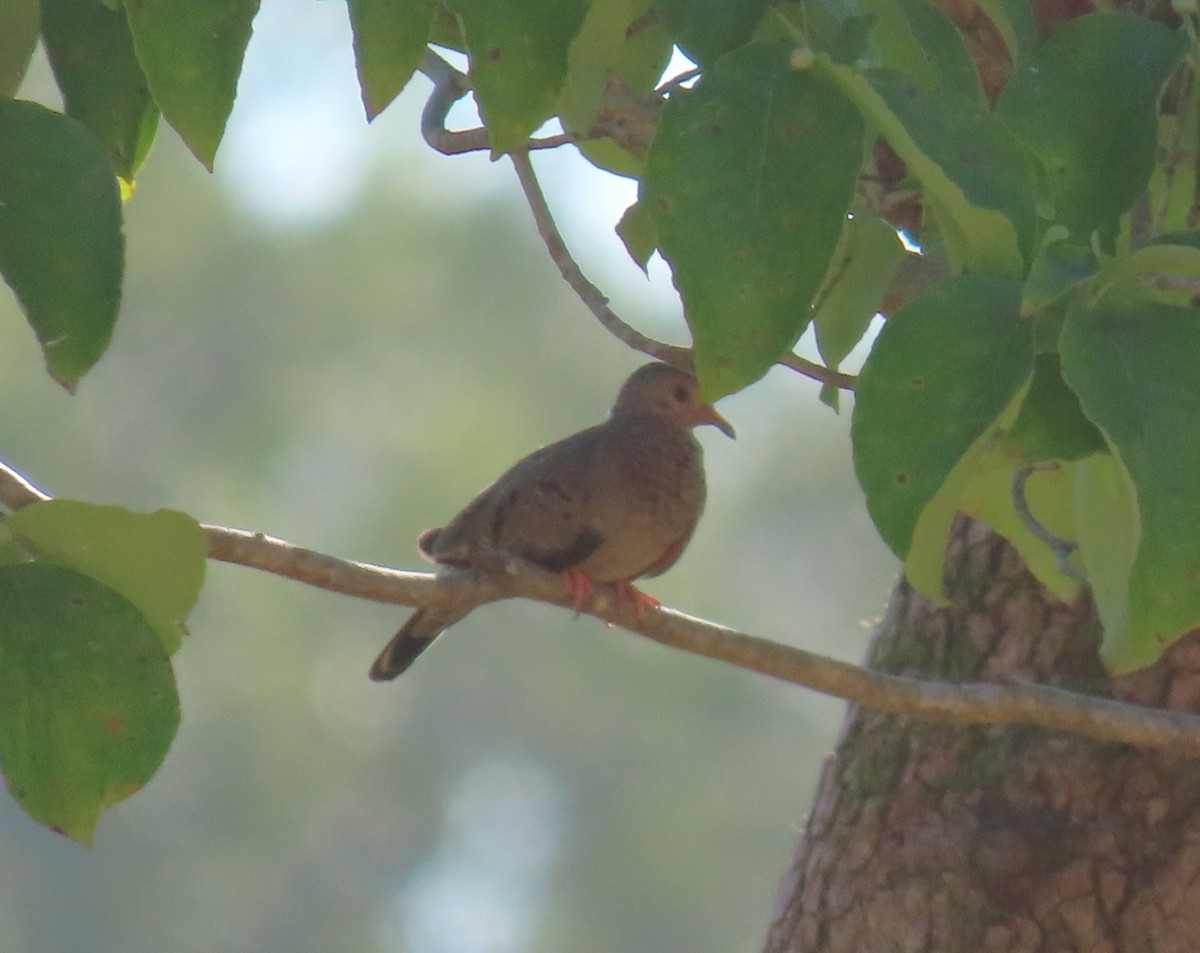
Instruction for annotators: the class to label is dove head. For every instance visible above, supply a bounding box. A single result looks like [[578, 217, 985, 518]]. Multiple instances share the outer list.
[[611, 363, 736, 438]]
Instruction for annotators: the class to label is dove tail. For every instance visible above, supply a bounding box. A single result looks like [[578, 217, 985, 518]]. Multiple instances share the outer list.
[[368, 607, 461, 681]]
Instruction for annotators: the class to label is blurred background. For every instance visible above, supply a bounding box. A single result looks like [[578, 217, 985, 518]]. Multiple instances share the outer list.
[[0, 2, 898, 951]]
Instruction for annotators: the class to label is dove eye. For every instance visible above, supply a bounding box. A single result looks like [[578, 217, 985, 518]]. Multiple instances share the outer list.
[[672, 385, 689, 403]]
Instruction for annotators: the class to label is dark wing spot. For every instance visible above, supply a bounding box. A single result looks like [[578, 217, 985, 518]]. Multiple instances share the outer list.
[[527, 529, 604, 571]]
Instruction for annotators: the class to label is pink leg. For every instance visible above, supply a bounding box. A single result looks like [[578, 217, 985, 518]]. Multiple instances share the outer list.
[[613, 580, 661, 617], [561, 567, 595, 612]]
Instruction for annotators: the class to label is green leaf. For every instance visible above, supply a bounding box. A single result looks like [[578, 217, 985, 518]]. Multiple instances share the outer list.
[[1149, 111, 1200, 235], [755, 1, 874, 65], [429, 9, 466, 52], [347, 0, 438, 121], [7, 501, 207, 654], [0, 0, 38, 97], [557, 0, 671, 176], [643, 44, 864, 399], [0, 563, 179, 845], [615, 200, 657, 272], [902, 386, 1086, 602], [862, 0, 983, 103], [972, 0, 1034, 64], [961, 452, 1081, 598], [814, 211, 905, 370], [1020, 232, 1098, 319], [0, 99, 124, 390], [997, 13, 1187, 244], [452, 0, 590, 155], [902, 391, 1022, 600], [0, 517, 31, 568], [123, 0, 259, 170], [1060, 300, 1200, 670], [817, 59, 1035, 274], [1073, 453, 1140, 672], [41, 0, 160, 185], [895, 0, 982, 100], [652, 0, 770, 65], [1002, 353, 1106, 462], [852, 274, 1032, 562], [1088, 241, 1200, 308]]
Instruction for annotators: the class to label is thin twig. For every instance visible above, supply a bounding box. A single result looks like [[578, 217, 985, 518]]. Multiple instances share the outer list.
[[417, 50, 578, 156], [655, 66, 702, 94], [509, 147, 691, 368], [420, 48, 859, 393], [5, 457, 1200, 755], [1012, 462, 1086, 582], [512, 148, 861, 389], [778, 353, 857, 390]]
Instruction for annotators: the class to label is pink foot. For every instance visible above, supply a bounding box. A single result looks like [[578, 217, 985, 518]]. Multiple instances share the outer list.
[[561, 567, 595, 612], [613, 580, 661, 617]]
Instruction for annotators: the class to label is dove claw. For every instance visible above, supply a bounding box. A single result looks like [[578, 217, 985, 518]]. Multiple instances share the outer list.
[[561, 567, 596, 613], [614, 580, 661, 616]]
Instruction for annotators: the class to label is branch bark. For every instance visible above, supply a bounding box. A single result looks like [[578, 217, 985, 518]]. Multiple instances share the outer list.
[[5, 459, 1200, 756]]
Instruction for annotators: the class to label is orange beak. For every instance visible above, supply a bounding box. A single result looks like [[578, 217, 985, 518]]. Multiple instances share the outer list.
[[696, 403, 736, 439]]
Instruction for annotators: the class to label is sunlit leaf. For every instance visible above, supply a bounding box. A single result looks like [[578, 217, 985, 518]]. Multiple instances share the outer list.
[[347, 0, 438, 120], [902, 397, 1020, 600], [7, 501, 207, 654], [997, 13, 1187, 244], [852, 274, 1032, 566], [1060, 300, 1200, 671], [41, 0, 160, 185], [643, 44, 864, 399], [1088, 241, 1200, 307], [1073, 453, 1140, 672], [557, 0, 670, 176], [961, 452, 1081, 598], [818, 59, 1035, 274], [0, 99, 123, 390], [814, 211, 904, 370], [0, 563, 179, 845], [0, 0, 38, 97], [123, 0, 259, 170]]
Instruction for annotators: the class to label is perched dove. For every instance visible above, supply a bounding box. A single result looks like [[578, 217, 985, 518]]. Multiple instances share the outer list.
[[368, 362, 734, 681]]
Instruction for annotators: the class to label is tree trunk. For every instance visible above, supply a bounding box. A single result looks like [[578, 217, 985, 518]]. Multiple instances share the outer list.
[[765, 518, 1200, 952]]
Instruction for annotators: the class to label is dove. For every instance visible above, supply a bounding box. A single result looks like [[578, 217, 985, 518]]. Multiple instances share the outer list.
[[368, 361, 734, 680]]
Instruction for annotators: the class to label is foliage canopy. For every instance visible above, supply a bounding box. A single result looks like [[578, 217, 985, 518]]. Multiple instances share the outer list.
[[1, 0, 1198, 842]]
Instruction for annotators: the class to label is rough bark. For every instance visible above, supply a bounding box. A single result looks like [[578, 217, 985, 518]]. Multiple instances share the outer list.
[[765, 518, 1200, 953]]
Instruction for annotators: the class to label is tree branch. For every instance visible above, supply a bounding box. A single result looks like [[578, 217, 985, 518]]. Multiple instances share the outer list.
[[5, 458, 1200, 756], [777, 353, 857, 390], [418, 51, 577, 156], [511, 148, 860, 389]]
